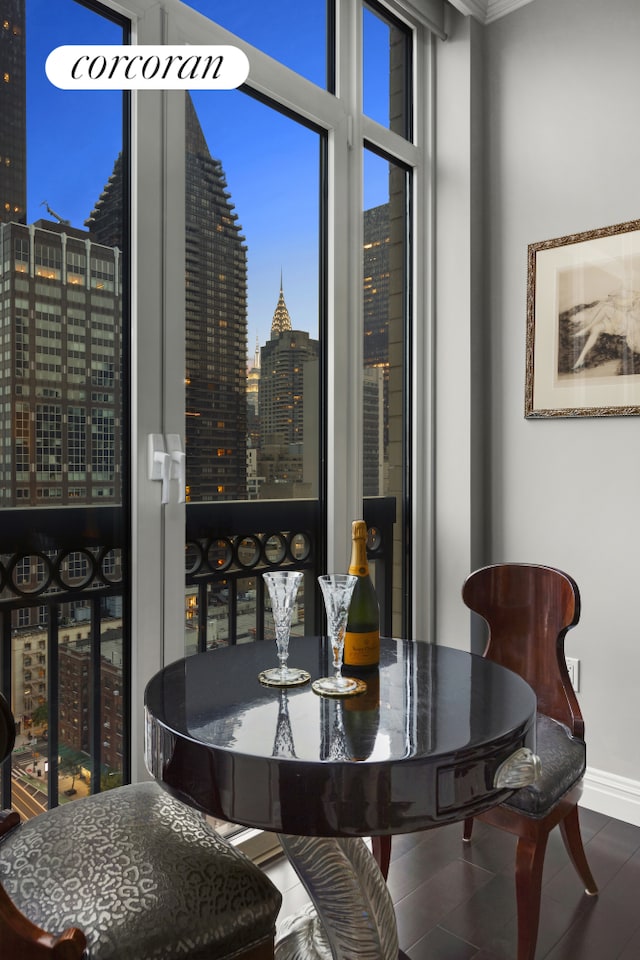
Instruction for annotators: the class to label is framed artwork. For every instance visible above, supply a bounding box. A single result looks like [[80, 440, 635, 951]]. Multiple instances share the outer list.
[[525, 218, 640, 418]]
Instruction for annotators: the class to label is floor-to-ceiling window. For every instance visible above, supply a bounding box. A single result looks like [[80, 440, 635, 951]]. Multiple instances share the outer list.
[[0, 0, 129, 814], [0, 0, 438, 818], [131, 0, 435, 770], [362, 1, 414, 638], [180, 87, 324, 656]]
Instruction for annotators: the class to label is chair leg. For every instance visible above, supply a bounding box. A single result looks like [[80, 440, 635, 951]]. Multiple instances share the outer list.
[[514, 832, 548, 960], [559, 805, 598, 895], [371, 836, 391, 880], [462, 817, 474, 842]]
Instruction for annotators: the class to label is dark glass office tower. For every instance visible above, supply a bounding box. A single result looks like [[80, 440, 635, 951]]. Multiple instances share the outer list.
[[363, 203, 390, 494], [184, 96, 248, 501], [85, 153, 124, 250], [89, 96, 248, 502], [363, 203, 390, 373], [0, 0, 26, 224]]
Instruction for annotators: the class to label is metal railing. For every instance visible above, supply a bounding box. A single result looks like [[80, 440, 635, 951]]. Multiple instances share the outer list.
[[185, 497, 396, 651], [0, 496, 396, 813], [0, 506, 127, 813]]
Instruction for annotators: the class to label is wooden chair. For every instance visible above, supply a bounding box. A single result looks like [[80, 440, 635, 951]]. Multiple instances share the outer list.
[[0, 693, 281, 960], [372, 563, 597, 960], [460, 563, 597, 960]]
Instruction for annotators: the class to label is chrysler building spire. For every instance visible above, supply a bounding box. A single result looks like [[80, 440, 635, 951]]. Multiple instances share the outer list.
[[270, 272, 292, 338]]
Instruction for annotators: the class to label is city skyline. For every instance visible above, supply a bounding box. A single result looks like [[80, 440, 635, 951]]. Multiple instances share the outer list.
[[5, 0, 393, 513], [25, 0, 390, 352]]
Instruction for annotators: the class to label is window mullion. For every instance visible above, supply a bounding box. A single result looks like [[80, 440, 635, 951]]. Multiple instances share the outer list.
[[129, 2, 176, 781], [325, 1, 363, 570], [362, 117, 420, 166], [171, 2, 344, 135], [411, 27, 435, 642]]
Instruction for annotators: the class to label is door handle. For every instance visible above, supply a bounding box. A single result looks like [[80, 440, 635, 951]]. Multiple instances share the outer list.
[[148, 434, 171, 504], [149, 433, 186, 504], [166, 434, 186, 504]]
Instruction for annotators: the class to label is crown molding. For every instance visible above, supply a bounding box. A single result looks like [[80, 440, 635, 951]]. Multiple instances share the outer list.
[[446, 0, 486, 19], [486, 0, 536, 23], [447, 0, 536, 24]]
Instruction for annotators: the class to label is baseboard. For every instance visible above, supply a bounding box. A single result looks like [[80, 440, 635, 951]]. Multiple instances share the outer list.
[[580, 767, 640, 827]]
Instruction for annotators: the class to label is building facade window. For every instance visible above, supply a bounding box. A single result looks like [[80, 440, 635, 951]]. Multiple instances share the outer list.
[[14, 234, 28, 270], [34, 242, 61, 280], [90, 257, 115, 291]]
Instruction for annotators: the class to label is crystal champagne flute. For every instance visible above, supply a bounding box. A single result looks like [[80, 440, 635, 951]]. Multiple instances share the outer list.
[[313, 574, 361, 696], [260, 570, 309, 686]]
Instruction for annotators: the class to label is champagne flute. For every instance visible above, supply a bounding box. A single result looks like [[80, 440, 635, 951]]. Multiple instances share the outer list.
[[313, 574, 363, 697], [259, 571, 310, 687]]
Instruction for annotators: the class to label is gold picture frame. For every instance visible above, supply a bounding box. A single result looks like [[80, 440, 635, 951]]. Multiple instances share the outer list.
[[525, 218, 640, 418]]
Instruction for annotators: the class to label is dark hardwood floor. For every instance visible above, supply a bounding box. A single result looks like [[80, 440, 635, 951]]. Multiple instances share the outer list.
[[263, 807, 640, 959]]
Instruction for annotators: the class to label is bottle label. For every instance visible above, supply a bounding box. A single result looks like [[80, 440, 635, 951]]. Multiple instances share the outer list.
[[344, 629, 379, 667]]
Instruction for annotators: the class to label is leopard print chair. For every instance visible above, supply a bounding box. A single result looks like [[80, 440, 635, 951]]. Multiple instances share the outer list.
[[0, 694, 281, 959]]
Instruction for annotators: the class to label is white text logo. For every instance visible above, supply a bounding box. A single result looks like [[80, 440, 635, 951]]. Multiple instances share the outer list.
[[46, 45, 250, 90]]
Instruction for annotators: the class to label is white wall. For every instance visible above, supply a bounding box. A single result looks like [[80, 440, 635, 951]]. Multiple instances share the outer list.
[[482, 0, 640, 823]]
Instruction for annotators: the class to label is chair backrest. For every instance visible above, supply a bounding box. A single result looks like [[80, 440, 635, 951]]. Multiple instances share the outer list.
[[462, 563, 584, 738]]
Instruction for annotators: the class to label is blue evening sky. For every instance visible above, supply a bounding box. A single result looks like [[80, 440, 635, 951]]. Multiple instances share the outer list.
[[26, 0, 390, 351]]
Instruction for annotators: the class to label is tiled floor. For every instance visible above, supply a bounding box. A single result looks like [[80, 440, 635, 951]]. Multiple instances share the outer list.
[[263, 807, 640, 958]]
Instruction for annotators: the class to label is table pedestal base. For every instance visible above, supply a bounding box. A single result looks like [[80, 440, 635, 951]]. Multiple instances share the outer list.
[[275, 835, 398, 960]]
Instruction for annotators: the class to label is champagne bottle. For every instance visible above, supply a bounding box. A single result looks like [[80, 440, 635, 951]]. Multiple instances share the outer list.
[[343, 520, 380, 669]]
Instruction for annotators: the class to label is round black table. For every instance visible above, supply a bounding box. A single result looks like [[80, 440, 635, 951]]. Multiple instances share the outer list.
[[145, 637, 538, 960]]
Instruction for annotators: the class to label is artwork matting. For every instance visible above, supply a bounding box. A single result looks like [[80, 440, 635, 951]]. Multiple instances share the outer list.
[[525, 218, 640, 418]]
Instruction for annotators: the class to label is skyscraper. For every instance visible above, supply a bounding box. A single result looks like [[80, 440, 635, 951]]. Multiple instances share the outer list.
[[246, 336, 261, 458], [0, 218, 122, 507], [363, 367, 385, 496], [258, 282, 319, 492], [0, 1, 26, 224], [184, 96, 247, 501], [259, 281, 318, 450], [363, 203, 390, 373], [89, 96, 249, 502], [85, 153, 124, 249], [363, 203, 390, 494]]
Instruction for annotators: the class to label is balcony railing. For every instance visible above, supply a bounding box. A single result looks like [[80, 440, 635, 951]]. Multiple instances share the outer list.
[[0, 506, 126, 813], [0, 497, 395, 814], [184, 497, 395, 652]]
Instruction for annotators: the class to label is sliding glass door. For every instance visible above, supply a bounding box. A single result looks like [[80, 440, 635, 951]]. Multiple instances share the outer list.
[[132, 0, 425, 775], [180, 88, 324, 662], [0, 0, 432, 813]]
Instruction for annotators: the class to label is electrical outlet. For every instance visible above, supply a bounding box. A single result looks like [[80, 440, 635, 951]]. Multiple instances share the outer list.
[[566, 657, 580, 692]]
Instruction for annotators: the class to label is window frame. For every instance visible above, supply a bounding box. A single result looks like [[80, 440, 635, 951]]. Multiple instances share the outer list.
[[98, 0, 434, 780]]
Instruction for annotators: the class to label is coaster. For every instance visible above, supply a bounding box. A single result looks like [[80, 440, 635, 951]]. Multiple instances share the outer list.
[[311, 677, 367, 698], [258, 669, 310, 688]]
